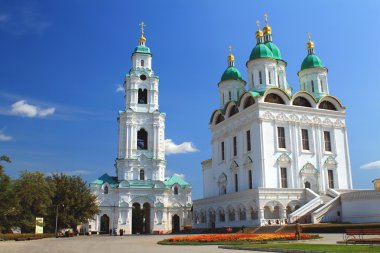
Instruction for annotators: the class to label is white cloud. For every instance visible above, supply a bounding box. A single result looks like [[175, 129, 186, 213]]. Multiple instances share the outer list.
[[10, 100, 55, 118], [0, 132, 12, 141], [360, 160, 380, 170], [173, 173, 185, 179], [165, 139, 198, 155], [116, 84, 124, 93]]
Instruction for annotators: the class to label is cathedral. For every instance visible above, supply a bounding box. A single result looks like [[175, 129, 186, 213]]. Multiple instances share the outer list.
[[192, 15, 354, 228], [87, 23, 192, 235]]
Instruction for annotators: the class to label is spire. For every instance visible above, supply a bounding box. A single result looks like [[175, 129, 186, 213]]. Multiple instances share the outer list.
[[227, 45, 235, 67], [255, 20, 264, 44], [263, 13, 272, 42], [306, 32, 315, 54], [138, 21, 147, 46]]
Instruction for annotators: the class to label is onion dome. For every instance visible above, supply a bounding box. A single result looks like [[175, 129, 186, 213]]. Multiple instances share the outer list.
[[249, 21, 273, 61], [300, 33, 325, 71], [221, 46, 243, 82], [265, 42, 282, 60]]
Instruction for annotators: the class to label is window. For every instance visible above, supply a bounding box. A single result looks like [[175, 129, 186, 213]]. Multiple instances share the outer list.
[[141, 60, 144, 67], [243, 96, 255, 109], [248, 170, 253, 189], [277, 74, 280, 86], [259, 71, 262, 84], [265, 93, 285, 104], [280, 167, 288, 188], [311, 80, 315, 92], [328, 170, 334, 188], [293, 97, 312, 107], [319, 101, 337, 111], [138, 88, 147, 104], [229, 210, 235, 221], [268, 71, 272, 84], [221, 142, 225, 161], [324, 131, 332, 152], [301, 129, 310, 150], [305, 181, 311, 189], [246, 130, 251, 151], [228, 91, 232, 101], [239, 209, 246, 220], [173, 186, 178, 195], [277, 127, 286, 149], [139, 169, 145, 180], [233, 136, 237, 156], [219, 211, 225, 222], [228, 105, 239, 117], [216, 114, 224, 124], [104, 185, 108, 194], [137, 129, 148, 150], [234, 174, 238, 192], [320, 79, 324, 92]]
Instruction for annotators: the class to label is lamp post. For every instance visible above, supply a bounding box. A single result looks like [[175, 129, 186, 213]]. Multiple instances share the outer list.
[[55, 204, 64, 237]]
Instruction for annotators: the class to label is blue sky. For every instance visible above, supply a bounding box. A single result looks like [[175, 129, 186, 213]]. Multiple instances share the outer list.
[[1, 0, 380, 199]]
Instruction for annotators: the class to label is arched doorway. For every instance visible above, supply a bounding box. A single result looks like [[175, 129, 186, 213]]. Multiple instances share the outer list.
[[305, 181, 311, 189], [100, 214, 110, 234], [132, 203, 144, 234], [172, 214, 180, 233], [143, 203, 151, 234]]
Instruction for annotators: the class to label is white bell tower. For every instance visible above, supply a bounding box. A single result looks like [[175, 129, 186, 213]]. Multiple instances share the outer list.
[[116, 22, 166, 182]]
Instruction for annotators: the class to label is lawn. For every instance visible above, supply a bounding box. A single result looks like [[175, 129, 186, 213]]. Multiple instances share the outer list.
[[221, 243, 380, 253]]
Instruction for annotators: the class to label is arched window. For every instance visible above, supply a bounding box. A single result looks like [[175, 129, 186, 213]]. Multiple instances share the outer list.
[[259, 71, 263, 84], [243, 96, 255, 109], [137, 128, 148, 150], [228, 91, 232, 101], [305, 181, 311, 189], [320, 80, 324, 92], [311, 80, 315, 93], [139, 169, 144, 180], [173, 186, 178, 195], [264, 93, 285, 104], [319, 101, 337, 111], [141, 60, 144, 67], [293, 97, 312, 107], [218, 173, 227, 195], [104, 185, 108, 194], [138, 88, 147, 104], [215, 114, 224, 124], [228, 105, 239, 117]]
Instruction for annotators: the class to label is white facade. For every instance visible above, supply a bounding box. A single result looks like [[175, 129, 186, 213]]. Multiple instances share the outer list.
[[193, 22, 354, 228], [88, 32, 192, 235]]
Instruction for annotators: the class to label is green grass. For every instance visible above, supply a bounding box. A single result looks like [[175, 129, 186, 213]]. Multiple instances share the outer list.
[[222, 243, 380, 253]]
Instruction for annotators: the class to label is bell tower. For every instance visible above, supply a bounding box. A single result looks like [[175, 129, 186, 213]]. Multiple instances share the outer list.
[[116, 22, 166, 182]]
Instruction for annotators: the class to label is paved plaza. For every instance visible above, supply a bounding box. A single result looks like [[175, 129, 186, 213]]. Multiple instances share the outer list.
[[0, 234, 345, 253]]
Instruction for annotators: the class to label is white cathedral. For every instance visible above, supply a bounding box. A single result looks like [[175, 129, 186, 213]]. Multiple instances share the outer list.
[[87, 24, 192, 235], [193, 16, 355, 229]]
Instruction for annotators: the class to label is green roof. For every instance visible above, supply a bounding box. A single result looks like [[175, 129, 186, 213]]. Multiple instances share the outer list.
[[164, 174, 191, 188], [134, 45, 151, 54], [249, 44, 273, 61], [301, 53, 324, 71], [265, 42, 282, 60], [91, 173, 118, 188], [221, 66, 243, 82]]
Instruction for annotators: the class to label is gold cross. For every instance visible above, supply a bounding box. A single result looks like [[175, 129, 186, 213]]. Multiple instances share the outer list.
[[256, 20, 260, 30], [228, 45, 232, 55], [264, 13, 268, 25], [308, 32, 311, 42], [139, 21, 146, 36]]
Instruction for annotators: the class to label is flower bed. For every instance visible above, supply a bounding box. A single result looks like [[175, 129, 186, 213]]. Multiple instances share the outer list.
[[160, 233, 318, 244]]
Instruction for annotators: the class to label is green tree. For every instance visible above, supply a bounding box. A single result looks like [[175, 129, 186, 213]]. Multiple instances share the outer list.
[[46, 174, 99, 232], [0, 155, 18, 232], [13, 171, 54, 232]]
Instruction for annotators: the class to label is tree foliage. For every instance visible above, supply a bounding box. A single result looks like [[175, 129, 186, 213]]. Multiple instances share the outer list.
[[0, 155, 17, 232], [13, 171, 54, 232], [46, 174, 99, 231]]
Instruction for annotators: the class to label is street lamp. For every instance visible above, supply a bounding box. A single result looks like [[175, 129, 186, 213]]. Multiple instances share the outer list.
[[55, 204, 64, 237]]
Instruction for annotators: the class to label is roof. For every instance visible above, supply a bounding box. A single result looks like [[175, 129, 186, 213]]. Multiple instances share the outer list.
[[134, 45, 151, 54], [164, 174, 191, 188], [220, 66, 243, 82], [300, 53, 324, 71], [249, 43, 273, 61], [91, 173, 118, 188], [265, 41, 282, 60]]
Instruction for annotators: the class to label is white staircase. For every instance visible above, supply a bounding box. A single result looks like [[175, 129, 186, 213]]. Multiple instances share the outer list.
[[288, 188, 322, 223]]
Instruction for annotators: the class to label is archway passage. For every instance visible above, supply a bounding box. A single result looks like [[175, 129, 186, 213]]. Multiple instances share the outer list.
[[172, 214, 180, 233], [100, 214, 110, 234], [132, 203, 144, 234], [305, 181, 311, 189], [143, 203, 151, 234]]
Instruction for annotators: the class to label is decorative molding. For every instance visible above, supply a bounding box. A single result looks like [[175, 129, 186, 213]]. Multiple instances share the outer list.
[[277, 153, 291, 164], [300, 115, 312, 125], [323, 118, 334, 127], [334, 119, 345, 128], [324, 155, 338, 168], [230, 161, 239, 171], [262, 111, 275, 120], [276, 113, 289, 122], [299, 162, 319, 175], [243, 156, 253, 166]]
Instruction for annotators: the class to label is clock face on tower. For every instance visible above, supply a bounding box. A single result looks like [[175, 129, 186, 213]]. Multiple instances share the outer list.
[[140, 74, 147, 81]]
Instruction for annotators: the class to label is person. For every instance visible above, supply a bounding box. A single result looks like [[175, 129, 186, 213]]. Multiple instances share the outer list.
[[241, 225, 245, 233], [295, 220, 302, 240]]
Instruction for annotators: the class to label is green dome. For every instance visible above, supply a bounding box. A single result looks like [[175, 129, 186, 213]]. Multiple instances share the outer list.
[[134, 45, 151, 54], [301, 54, 324, 70], [249, 44, 274, 61], [265, 42, 282, 60], [221, 66, 243, 82]]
